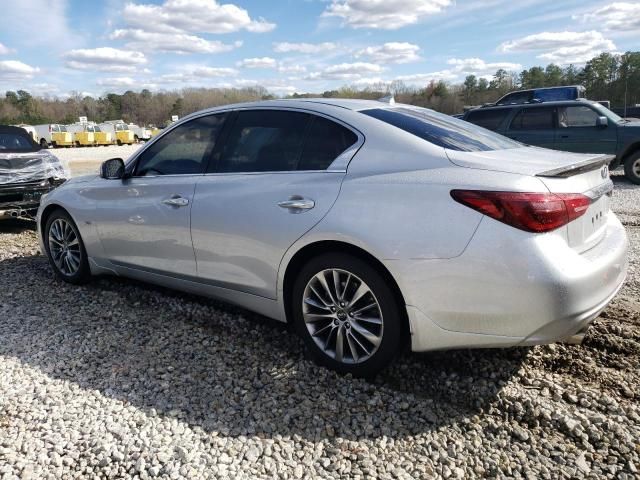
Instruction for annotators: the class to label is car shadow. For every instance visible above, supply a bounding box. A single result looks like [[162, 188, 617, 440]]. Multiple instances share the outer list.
[[0, 218, 36, 233], [0, 253, 529, 441]]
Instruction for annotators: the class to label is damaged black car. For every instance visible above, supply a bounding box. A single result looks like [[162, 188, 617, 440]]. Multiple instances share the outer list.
[[0, 126, 69, 220]]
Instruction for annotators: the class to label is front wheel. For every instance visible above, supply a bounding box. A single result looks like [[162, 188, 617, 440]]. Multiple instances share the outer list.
[[44, 210, 91, 284], [624, 152, 640, 185], [292, 253, 403, 377]]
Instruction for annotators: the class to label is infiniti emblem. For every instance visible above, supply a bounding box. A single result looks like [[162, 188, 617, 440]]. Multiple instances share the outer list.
[[601, 165, 609, 179]]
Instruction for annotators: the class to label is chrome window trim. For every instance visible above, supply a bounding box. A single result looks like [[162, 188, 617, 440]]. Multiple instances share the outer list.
[[125, 106, 364, 177]]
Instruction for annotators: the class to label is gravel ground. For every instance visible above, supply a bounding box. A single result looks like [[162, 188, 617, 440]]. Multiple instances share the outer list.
[[0, 174, 638, 479]]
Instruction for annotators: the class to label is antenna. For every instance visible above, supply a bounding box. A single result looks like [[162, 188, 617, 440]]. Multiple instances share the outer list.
[[378, 94, 395, 105]]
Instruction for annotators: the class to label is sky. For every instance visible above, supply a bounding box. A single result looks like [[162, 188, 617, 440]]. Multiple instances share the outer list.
[[0, 0, 638, 98]]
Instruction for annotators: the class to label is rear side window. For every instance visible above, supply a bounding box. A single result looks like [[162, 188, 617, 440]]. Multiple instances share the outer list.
[[558, 106, 599, 127], [217, 110, 309, 173], [509, 107, 555, 130], [362, 107, 520, 152], [299, 116, 358, 170], [465, 109, 509, 131]]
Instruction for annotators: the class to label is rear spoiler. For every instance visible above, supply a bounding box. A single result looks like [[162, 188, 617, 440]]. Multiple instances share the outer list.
[[536, 155, 614, 178]]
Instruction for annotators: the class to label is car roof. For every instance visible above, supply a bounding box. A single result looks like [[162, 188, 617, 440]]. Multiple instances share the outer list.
[[192, 98, 391, 116], [467, 98, 600, 113]]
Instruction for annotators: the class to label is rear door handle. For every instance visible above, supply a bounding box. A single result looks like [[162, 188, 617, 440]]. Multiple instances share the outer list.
[[162, 195, 189, 207], [278, 197, 315, 212]]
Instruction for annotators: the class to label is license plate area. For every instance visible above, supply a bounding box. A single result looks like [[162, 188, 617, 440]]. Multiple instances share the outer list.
[[568, 194, 610, 251]]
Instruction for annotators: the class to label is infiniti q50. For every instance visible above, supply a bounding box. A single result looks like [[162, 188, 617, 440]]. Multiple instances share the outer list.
[[37, 99, 628, 376]]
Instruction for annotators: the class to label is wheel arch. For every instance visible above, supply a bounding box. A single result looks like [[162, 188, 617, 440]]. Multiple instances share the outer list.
[[281, 240, 410, 342], [620, 142, 640, 165], [39, 203, 67, 234]]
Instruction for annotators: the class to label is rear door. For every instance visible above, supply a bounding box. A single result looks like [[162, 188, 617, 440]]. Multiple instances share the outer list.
[[191, 108, 361, 299], [555, 105, 617, 154], [504, 106, 556, 148]]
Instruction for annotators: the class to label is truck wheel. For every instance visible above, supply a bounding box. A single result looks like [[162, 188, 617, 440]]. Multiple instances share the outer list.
[[134, 135, 139, 143], [40, 139, 48, 149], [117, 139, 122, 146], [624, 151, 640, 185], [75, 141, 81, 147]]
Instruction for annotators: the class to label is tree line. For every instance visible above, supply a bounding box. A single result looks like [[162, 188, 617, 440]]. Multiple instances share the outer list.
[[1, 51, 639, 127]]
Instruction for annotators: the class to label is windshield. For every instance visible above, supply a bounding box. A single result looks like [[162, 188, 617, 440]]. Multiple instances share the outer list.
[[93, 125, 101, 132], [362, 106, 521, 152], [590, 102, 623, 123]]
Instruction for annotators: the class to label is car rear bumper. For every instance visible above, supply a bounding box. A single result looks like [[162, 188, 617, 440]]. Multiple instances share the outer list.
[[0, 178, 65, 218], [397, 213, 629, 352]]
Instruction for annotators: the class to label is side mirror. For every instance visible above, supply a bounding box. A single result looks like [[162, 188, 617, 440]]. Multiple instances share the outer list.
[[100, 158, 125, 179], [596, 116, 608, 128]]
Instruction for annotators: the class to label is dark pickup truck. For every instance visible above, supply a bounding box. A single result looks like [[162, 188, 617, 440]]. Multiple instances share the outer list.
[[463, 99, 640, 184], [0, 126, 68, 219]]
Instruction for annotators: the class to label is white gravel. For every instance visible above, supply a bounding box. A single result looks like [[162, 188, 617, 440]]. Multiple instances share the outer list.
[[0, 175, 638, 479]]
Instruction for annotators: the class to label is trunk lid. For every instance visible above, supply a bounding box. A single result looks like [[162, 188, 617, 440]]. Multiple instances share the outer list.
[[446, 146, 614, 252]]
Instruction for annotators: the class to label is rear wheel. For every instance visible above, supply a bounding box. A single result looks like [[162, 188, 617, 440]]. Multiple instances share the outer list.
[[117, 139, 122, 146], [40, 139, 48, 149], [44, 210, 91, 284], [292, 253, 403, 377], [624, 151, 640, 185]]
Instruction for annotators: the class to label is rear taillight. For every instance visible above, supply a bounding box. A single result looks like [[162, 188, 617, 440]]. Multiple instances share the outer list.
[[451, 190, 591, 233]]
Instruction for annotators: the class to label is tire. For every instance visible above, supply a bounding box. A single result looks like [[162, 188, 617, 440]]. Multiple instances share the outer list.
[[134, 135, 139, 143], [75, 141, 81, 147], [44, 209, 91, 285], [40, 139, 48, 149], [624, 151, 640, 185], [292, 253, 403, 377], [117, 139, 122, 146]]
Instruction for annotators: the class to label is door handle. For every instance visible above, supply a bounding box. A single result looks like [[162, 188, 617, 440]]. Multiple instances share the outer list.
[[162, 196, 189, 207], [278, 197, 315, 212]]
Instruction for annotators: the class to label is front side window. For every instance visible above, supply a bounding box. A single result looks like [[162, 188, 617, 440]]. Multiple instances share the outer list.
[[134, 113, 227, 176], [362, 107, 520, 152], [216, 110, 309, 173], [509, 107, 555, 130], [58, 125, 67, 132], [465, 109, 510, 131], [558, 106, 600, 127]]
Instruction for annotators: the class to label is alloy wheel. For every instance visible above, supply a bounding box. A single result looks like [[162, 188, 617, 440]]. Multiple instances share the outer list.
[[302, 269, 384, 364], [48, 218, 82, 276]]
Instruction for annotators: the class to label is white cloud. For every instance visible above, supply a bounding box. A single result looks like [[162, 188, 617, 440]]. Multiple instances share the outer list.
[[578, 3, 640, 32], [322, 0, 452, 30], [273, 42, 337, 54], [235, 78, 297, 95], [0, 43, 13, 55], [307, 62, 384, 81], [356, 42, 421, 64], [96, 77, 137, 87], [447, 58, 522, 76], [64, 47, 148, 73], [499, 31, 616, 64], [160, 66, 239, 84], [111, 29, 242, 54], [277, 64, 307, 74], [96, 76, 158, 91], [0, 60, 40, 79], [394, 70, 459, 85], [237, 57, 278, 69], [123, 0, 275, 34]]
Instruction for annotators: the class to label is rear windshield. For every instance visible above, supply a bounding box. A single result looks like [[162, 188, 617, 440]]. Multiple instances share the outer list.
[[0, 132, 37, 151], [361, 107, 520, 151]]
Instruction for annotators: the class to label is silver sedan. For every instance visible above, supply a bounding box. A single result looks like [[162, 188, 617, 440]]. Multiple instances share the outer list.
[[37, 99, 629, 376]]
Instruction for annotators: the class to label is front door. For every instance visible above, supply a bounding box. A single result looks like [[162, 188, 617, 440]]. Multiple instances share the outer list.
[[91, 113, 228, 276], [191, 109, 360, 299], [555, 105, 618, 154]]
